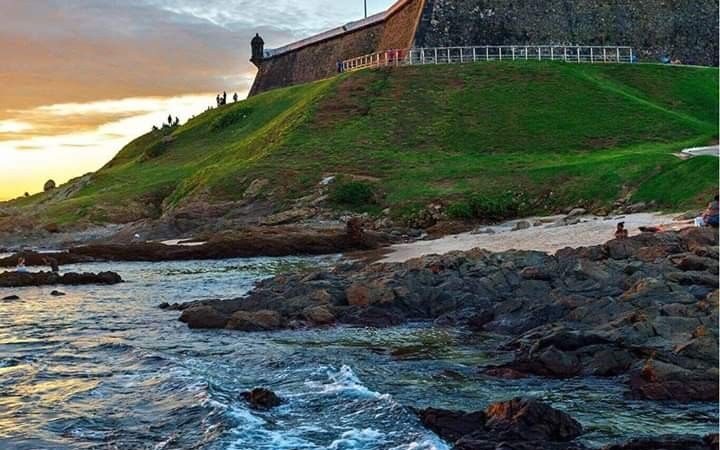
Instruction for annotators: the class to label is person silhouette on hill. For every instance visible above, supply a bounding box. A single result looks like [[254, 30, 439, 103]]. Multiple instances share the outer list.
[[233, 93, 239, 103], [222, 92, 227, 105]]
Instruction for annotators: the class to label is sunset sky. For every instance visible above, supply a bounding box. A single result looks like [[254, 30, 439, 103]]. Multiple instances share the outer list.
[[0, 0, 394, 201]]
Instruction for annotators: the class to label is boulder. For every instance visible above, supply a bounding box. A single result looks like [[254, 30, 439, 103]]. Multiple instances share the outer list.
[[627, 360, 718, 402], [50, 290, 66, 297], [0, 271, 122, 288], [2, 294, 20, 300], [179, 306, 229, 329], [513, 221, 532, 231], [240, 388, 282, 409], [483, 398, 583, 442], [418, 398, 584, 450], [345, 282, 393, 307], [302, 305, 335, 325], [226, 310, 283, 331], [600, 434, 714, 450], [418, 408, 486, 442]]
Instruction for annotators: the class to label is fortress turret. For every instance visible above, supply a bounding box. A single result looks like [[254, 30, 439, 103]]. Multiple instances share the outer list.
[[251, 33, 265, 67]]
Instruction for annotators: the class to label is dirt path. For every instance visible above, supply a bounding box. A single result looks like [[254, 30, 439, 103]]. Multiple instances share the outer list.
[[380, 212, 686, 263]]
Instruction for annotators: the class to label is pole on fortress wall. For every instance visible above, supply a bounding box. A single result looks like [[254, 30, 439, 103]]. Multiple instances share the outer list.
[[364, 0, 367, 18]]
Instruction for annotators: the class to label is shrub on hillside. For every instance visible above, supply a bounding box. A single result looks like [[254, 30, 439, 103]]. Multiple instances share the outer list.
[[211, 108, 252, 131], [330, 180, 377, 207], [448, 193, 520, 221], [142, 140, 170, 161]]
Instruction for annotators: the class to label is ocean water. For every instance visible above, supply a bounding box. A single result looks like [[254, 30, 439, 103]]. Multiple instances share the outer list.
[[0, 257, 716, 449]]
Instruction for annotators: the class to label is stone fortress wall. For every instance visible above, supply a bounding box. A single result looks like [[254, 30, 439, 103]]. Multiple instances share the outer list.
[[249, 0, 718, 96], [249, 0, 425, 96], [415, 0, 719, 67]]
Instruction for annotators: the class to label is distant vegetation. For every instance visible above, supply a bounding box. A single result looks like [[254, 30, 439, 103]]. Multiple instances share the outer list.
[[9, 61, 719, 225]]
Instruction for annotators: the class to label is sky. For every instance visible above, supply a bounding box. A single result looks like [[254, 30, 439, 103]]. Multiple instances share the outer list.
[[0, 0, 395, 201]]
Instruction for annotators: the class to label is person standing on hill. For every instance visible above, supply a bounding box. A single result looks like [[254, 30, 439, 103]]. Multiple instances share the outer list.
[[233, 93, 239, 103]]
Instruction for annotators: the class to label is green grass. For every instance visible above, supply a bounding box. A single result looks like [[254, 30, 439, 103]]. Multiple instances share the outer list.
[[9, 61, 719, 225]]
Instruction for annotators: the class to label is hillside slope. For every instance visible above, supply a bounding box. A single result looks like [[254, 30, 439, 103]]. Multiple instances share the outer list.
[[5, 62, 719, 231]]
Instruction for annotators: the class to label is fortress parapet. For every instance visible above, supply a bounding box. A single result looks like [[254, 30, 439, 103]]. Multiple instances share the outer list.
[[249, 0, 719, 96]]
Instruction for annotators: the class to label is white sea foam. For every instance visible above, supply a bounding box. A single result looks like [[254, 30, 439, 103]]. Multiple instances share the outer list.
[[328, 428, 386, 449], [308, 365, 392, 401], [388, 436, 452, 450]]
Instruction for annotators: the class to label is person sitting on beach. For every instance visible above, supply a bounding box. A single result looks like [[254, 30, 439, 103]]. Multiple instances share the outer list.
[[615, 222, 629, 240], [16, 257, 28, 273], [695, 195, 719, 228], [42, 256, 59, 273]]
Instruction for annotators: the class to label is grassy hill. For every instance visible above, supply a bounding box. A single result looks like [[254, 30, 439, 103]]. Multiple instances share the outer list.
[[9, 61, 719, 227]]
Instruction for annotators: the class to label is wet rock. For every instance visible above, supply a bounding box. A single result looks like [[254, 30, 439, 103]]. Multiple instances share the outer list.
[[0, 226, 395, 268], [418, 408, 486, 442], [482, 367, 529, 379], [179, 306, 229, 329], [165, 229, 719, 405], [226, 310, 283, 331], [240, 388, 282, 409], [2, 294, 20, 300], [0, 271, 122, 288], [419, 398, 584, 450], [302, 305, 335, 325], [483, 398, 583, 442], [600, 434, 714, 450], [627, 360, 718, 402], [50, 290, 66, 297], [345, 282, 393, 307]]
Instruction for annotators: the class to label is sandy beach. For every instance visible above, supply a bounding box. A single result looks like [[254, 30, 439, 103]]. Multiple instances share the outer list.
[[381, 212, 686, 263]]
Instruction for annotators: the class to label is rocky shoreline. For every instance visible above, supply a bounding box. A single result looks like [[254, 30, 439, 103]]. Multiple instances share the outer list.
[[417, 397, 717, 449], [0, 271, 123, 288], [166, 228, 719, 408], [0, 225, 393, 267]]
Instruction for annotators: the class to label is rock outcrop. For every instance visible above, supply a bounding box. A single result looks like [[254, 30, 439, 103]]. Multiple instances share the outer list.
[[0, 271, 122, 287], [240, 388, 282, 409], [0, 226, 393, 268], [170, 228, 719, 403], [419, 398, 585, 450]]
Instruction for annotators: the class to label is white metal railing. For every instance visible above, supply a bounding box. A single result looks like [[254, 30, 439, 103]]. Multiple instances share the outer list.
[[342, 45, 635, 72]]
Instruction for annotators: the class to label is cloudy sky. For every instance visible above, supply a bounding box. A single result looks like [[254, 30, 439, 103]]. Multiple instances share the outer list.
[[0, 0, 394, 200]]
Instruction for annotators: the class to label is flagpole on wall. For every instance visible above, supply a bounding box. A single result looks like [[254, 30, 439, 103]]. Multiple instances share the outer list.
[[364, 0, 368, 18]]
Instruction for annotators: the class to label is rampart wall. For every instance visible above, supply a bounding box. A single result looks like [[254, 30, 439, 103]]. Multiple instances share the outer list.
[[250, 0, 718, 96], [249, 0, 425, 96], [415, 0, 719, 66]]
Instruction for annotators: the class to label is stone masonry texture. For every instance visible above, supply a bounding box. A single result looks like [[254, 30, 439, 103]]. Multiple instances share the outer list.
[[250, 0, 718, 96]]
